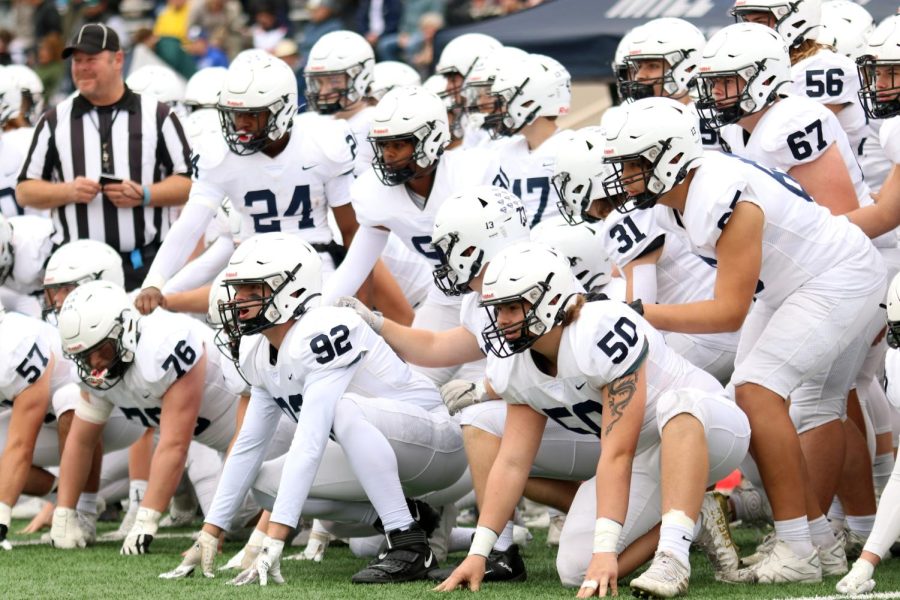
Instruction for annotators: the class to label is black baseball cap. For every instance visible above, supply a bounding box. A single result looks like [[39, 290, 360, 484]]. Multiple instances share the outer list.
[[63, 23, 121, 59]]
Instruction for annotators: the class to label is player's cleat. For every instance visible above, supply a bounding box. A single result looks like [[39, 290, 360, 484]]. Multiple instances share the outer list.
[[630, 550, 690, 598], [836, 559, 876, 595], [427, 543, 527, 583], [721, 540, 821, 584], [818, 538, 849, 576], [740, 532, 776, 567], [76, 510, 97, 545], [728, 479, 772, 525], [837, 527, 867, 560], [693, 491, 740, 578], [351, 525, 437, 584]]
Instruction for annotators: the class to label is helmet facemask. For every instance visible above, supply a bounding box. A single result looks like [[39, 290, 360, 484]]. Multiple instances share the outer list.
[[369, 130, 441, 186], [888, 316, 900, 350], [431, 232, 484, 296], [67, 321, 134, 390], [552, 172, 617, 226], [695, 65, 768, 128], [857, 57, 900, 120], [480, 278, 561, 358], [602, 143, 674, 213], [218, 98, 292, 156], [305, 69, 363, 115], [620, 54, 688, 101], [486, 78, 539, 139], [0, 239, 13, 287]]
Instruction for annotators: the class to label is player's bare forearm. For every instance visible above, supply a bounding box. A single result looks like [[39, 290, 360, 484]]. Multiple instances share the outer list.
[[142, 442, 190, 513]]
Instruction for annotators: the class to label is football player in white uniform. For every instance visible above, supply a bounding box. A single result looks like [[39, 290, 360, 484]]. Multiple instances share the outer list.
[[163, 233, 465, 585], [530, 217, 616, 299], [322, 85, 495, 386], [135, 49, 359, 315], [602, 97, 886, 583], [481, 53, 572, 227], [370, 61, 422, 102], [434, 243, 750, 598], [50, 280, 288, 554], [0, 213, 54, 317], [553, 128, 739, 385], [838, 272, 900, 595], [0, 71, 29, 219]]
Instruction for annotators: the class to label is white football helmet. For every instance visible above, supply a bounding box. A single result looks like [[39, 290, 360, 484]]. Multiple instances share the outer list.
[[819, 0, 874, 59], [857, 15, 900, 119], [58, 280, 138, 390], [368, 86, 450, 185], [731, 0, 822, 46], [218, 50, 298, 155], [486, 53, 571, 138], [0, 67, 21, 127], [369, 61, 422, 102], [424, 73, 463, 139], [431, 185, 529, 297], [184, 67, 227, 111], [480, 241, 580, 357], [614, 25, 646, 101], [219, 233, 322, 340], [207, 267, 241, 364], [462, 47, 529, 128], [43, 240, 124, 319], [695, 22, 791, 128], [6, 64, 44, 126], [601, 96, 703, 212], [304, 30, 375, 114], [620, 18, 706, 101], [887, 271, 900, 348], [436, 33, 503, 85], [126, 65, 186, 106], [531, 217, 612, 290], [552, 126, 618, 225], [0, 215, 13, 286]]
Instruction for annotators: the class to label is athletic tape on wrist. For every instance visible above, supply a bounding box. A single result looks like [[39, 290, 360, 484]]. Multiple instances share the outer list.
[[593, 517, 622, 554]]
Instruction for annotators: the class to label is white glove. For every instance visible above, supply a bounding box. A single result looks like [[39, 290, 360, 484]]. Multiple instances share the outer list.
[[218, 531, 263, 571], [50, 507, 87, 550], [440, 379, 487, 415], [159, 530, 218, 579], [229, 537, 285, 586], [284, 530, 329, 562], [121, 507, 161, 555], [836, 559, 876, 595], [0, 502, 11, 550], [334, 296, 384, 333]]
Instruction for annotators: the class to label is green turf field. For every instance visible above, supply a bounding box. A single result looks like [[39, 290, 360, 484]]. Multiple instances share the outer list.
[[3, 520, 900, 599]]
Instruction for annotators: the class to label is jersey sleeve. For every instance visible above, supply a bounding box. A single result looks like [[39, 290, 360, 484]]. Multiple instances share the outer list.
[[348, 170, 386, 229], [135, 315, 207, 388], [880, 117, 900, 165], [757, 100, 841, 171], [575, 302, 649, 387], [602, 209, 665, 268], [0, 326, 54, 400], [685, 171, 747, 254], [289, 308, 369, 377], [484, 354, 526, 405]]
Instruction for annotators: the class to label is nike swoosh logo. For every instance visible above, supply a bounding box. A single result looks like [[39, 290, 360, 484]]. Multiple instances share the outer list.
[[681, 535, 692, 542], [575, 382, 586, 390], [302, 164, 318, 170], [423, 552, 434, 568]]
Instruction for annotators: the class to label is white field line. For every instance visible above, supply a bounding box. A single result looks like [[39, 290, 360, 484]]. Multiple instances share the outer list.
[[774, 591, 900, 600], [8, 531, 195, 547]]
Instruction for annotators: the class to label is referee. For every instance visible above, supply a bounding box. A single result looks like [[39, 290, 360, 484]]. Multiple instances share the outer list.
[[16, 23, 192, 291]]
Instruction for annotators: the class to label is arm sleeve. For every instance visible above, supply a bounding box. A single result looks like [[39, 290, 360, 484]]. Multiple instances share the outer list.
[[268, 361, 360, 527], [162, 235, 234, 294], [141, 201, 217, 290], [320, 225, 389, 304], [204, 385, 282, 530]]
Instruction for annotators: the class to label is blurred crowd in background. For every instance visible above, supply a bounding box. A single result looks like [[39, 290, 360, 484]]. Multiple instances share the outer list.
[[0, 0, 545, 109]]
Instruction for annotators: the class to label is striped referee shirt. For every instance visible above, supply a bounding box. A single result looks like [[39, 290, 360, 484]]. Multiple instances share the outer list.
[[18, 87, 192, 253]]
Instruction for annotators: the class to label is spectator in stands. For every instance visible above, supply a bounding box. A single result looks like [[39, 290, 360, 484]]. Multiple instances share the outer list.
[[297, 0, 344, 59], [65, 0, 131, 52], [0, 30, 14, 65], [409, 11, 444, 72], [188, 0, 248, 59], [31, 0, 63, 45], [154, 0, 192, 44], [250, 0, 289, 52], [355, 0, 401, 53], [272, 37, 303, 98], [376, 0, 444, 63], [34, 33, 66, 105], [186, 25, 231, 68], [445, 0, 541, 26]]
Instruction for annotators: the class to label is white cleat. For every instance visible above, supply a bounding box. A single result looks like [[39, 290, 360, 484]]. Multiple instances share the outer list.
[[837, 527, 867, 560], [836, 559, 876, 595], [694, 492, 740, 578], [818, 538, 849, 576], [76, 511, 97, 545], [283, 530, 330, 562], [741, 532, 776, 567], [630, 550, 690, 598], [721, 540, 821, 584]]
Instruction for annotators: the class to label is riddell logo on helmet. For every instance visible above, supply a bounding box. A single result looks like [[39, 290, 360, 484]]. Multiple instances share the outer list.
[[603, 148, 614, 155], [699, 66, 712, 72], [226, 272, 238, 278], [225, 100, 244, 107], [308, 65, 325, 71], [483, 293, 494, 299], [372, 128, 389, 134], [69, 342, 85, 352], [559, 107, 569, 115]]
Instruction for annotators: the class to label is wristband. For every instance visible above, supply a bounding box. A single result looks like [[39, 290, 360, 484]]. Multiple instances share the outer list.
[[593, 517, 622, 554], [142, 186, 151, 207], [468, 526, 499, 558]]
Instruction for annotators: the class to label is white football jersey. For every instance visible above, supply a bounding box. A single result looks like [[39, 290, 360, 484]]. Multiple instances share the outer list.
[[0, 128, 48, 219], [490, 130, 574, 227], [0, 311, 76, 413], [77, 310, 240, 450], [188, 112, 356, 245], [603, 208, 739, 352], [351, 147, 495, 270], [239, 306, 441, 417], [342, 106, 376, 177], [6, 215, 53, 296], [486, 301, 721, 453], [879, 116, 900, 165], [655, 151, 878, 306], [460, 292, 490, 356]]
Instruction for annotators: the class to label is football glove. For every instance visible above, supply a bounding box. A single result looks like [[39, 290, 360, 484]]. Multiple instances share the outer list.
[[0, 502, 11, 550], [50, 507, 87, 549], [159, 530, 218, 579], [229, 537, 285, 586], [284, 529, 330, 562], [121, 507, 161, 555], [440, 379, 487, 415], [334, 296, 384, 333]]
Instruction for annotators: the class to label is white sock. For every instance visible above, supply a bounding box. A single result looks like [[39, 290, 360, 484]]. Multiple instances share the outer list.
[[874, 453, 894, 499], [129, 480, 148, 505], [449, 526, 474, 552], [846, 515, 876, 538], [774, 516, 814, 557], [828, 497, 846, 534], [76, 492, 98, 515], [494, 521, 514, 552], [657, 510, 694, 570], [808, 515, 836, 548]]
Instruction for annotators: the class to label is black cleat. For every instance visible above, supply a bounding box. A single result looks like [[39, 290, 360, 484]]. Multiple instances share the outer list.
[[427, 543, 527, 583], [351, 524, 438, 584]]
